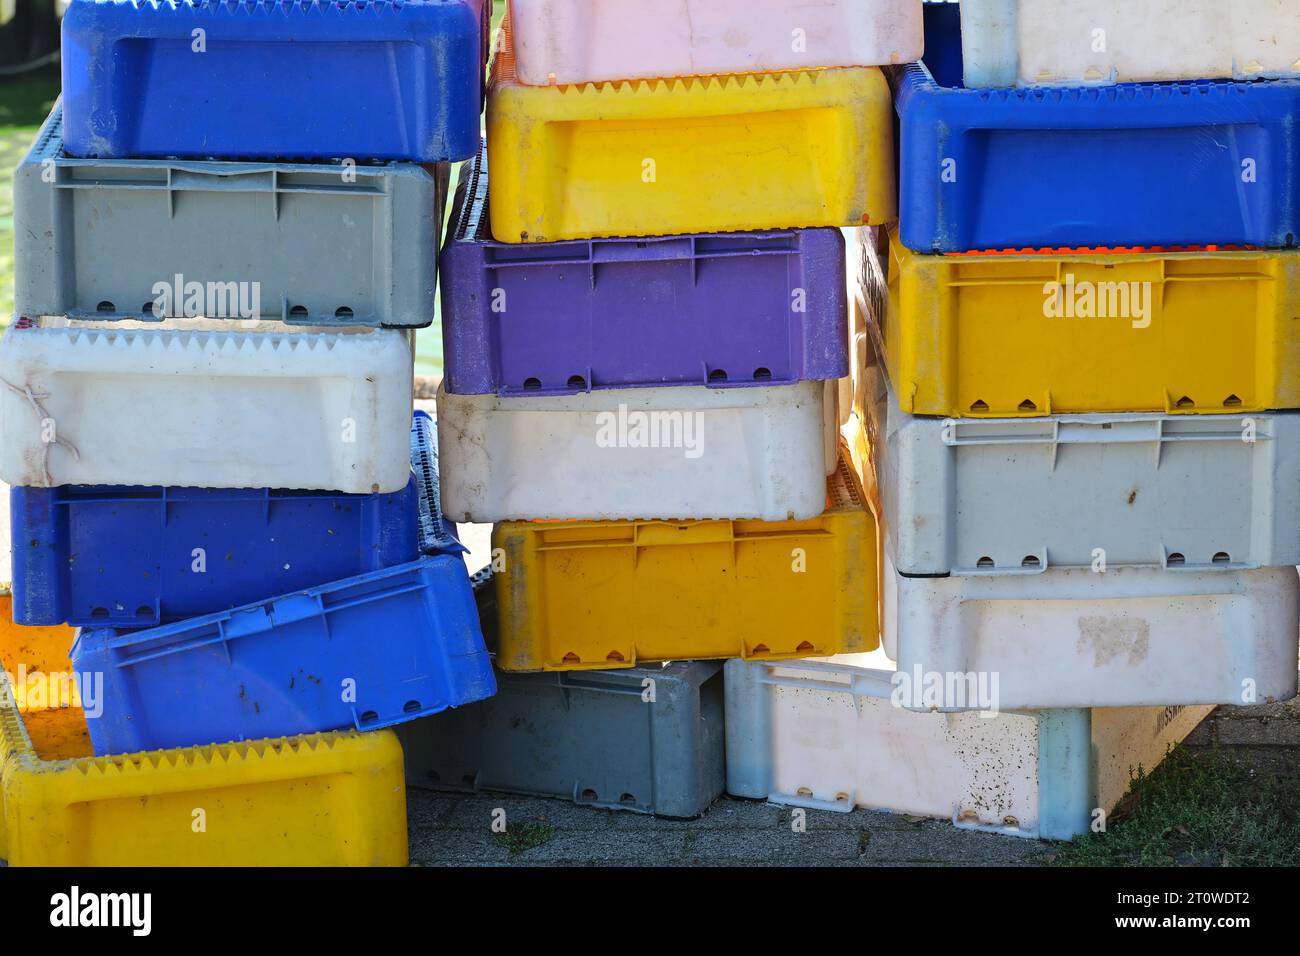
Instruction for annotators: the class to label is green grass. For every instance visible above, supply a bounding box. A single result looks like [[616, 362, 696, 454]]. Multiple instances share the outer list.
[[1046, 746, 1300, 867], [490, 819, 556, 857], [0, 63, 59, 326]]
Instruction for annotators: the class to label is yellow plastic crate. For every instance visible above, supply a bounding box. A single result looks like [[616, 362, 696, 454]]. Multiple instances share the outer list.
[[485, 20, 896, 242], [492, 445, 879, 671], [859, 226, 1300, 417], [0, 592, 408, 867]]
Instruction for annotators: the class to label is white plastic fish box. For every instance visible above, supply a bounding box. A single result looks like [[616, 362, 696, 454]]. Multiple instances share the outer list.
[[0, 324, 413, 493], [437, 380, 839, 522], [865, 365, 1300, 575], [959, 0, 1300, 87], [725, 655, 1214, 839], [880, 543, 1300, 710]]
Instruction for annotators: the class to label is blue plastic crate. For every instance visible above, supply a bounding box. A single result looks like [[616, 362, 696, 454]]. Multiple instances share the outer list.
[[899, 1, 1300, 252], [60, 0, 489, 162], [73, 553, 497, 755], [8, 413, 452, 629]]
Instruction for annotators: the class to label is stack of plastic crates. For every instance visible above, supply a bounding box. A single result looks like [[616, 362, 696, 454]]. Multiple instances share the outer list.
[[0, 0, 495, 866], [402, 0, 922, 819], [760, 0, 1300, 839]]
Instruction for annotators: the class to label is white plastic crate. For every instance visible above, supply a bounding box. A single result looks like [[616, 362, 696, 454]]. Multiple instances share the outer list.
[[725, 655, 1214, 839], [881, 543, 1300, 710], [437, 380, 839, 522], [960, 0, 1300, 87], [864, 365, 1300, 575], [506, 0, 925, 85], [0, 324, 413, 493]]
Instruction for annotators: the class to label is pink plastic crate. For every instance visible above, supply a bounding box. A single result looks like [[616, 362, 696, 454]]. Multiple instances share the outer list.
[[506, 0, 925, 85]]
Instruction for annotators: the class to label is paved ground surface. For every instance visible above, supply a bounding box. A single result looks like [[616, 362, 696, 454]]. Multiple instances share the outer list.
[[406, 682, 1300, 867], [406, 790, 1049, 867]]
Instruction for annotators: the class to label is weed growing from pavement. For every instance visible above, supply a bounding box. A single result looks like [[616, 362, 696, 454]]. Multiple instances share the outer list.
[[491, 819, 556, 856]]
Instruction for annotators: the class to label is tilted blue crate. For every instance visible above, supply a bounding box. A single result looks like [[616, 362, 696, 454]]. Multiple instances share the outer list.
[[899, 1, 1300, 252], [60, 0, 489, 162], [73, 553, 497, 755], [9, 413, 450, 628]]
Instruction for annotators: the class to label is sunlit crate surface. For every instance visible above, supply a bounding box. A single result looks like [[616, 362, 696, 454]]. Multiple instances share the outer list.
[[60, 0, 490, 161], [72, 554, 496, 756], [863, 363, 1300, 576], [0, 593, 407, 867], [956, 0, 1300, 87], [490, 445, 878, 672], [725, 654, 1213, 840], [486, 20, 895, 242], [853, 227, 1300, 418], [437, 379, 840, 523], [440, 145, 849, 396], [0, 324, 414, 493], [506, 0, 923, 85], [879, 543, 1300, 710], [901, 2, 1300, 251], [15, 106, 445, 329]]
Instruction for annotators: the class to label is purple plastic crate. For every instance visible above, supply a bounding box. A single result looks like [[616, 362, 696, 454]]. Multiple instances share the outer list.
[[439, 145, 849, 396]]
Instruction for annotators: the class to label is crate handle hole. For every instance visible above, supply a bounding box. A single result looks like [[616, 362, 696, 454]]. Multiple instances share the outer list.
[[562, 652, 581, 663], [1167, 552, 1186, 566], [1174, 395, 1194, 409], [91, 606, 109, 618], [969, 399, 989, 413], [1003, 816, 1020, 829], [1212, 552, 1231, 564], [1018, 399, 1037, 412], [96, 300, 115, 313], [403, 700, 423, 714], [752, 643, 770, 655], [753, 367, 772, 381], [359, 710, 379, 724], [976, 556, 995, 568], [1021, 555, 1040, 568], [334, 306, 354, 319], [567, 375, 587, 390], [796, 787, 813, 797], [605, 650, 624, 662], [796, 640, 814, 652], [580, 788, 598, 801], [1223, 394, 1242, 407], [141, 301, 155, 315], [619, 793, 637, 805], [523, 377, 542, 391], [134, 605, 152, 618], [289, 305, 309, 319], [708, 369, 728, 383]]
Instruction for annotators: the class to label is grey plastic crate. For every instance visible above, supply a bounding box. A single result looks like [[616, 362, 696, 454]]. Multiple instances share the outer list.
[[14, 105, 445, 328], [866, 363, 1300, 575], [401, 572, 725, 818]]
